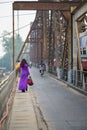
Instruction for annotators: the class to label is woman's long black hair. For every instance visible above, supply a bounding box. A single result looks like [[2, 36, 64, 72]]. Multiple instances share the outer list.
[[20, 59, 27, 68]]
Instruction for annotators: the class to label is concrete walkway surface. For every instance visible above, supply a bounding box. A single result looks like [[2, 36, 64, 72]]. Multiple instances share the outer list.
[[8, 88, 38, 130]]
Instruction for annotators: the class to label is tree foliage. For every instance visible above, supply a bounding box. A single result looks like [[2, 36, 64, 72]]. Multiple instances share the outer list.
[[0, 31, 23, 72]]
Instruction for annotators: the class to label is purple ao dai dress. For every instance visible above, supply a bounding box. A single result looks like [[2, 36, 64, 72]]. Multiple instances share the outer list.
[[18, 64, 30, 91]]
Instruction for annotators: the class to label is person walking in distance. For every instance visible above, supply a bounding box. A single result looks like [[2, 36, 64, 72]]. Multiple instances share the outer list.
[[16, 60, 21, 82], [18, 59, 30, 92], [39, 60, 46, 76]]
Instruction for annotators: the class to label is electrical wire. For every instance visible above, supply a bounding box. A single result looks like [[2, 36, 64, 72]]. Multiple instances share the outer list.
[[0, 12, 36, 19], [0, 12, 36, 38], [0, 23, 31, 39], [0, 1, 13, 4]]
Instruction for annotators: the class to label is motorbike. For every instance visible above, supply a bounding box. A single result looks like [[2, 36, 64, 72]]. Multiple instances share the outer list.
[[39, 66, 44, 76]]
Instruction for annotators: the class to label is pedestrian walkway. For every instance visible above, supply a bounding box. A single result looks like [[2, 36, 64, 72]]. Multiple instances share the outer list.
[[8, 87, 38, 130], [7, 66, 87, 130]]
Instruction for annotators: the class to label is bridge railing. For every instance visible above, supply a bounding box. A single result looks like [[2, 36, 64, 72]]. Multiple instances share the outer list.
[[0, 71, 16, 120], [60, 68, 87, 92]]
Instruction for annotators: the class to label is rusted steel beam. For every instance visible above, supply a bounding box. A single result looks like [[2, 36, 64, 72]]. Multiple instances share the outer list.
[[13, 1, 79, 11]]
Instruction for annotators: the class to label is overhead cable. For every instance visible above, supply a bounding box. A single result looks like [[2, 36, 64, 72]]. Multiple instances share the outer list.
[[0, 1, 13, 4], [0, 23, 31, 39], [0, 12, 36, 19]]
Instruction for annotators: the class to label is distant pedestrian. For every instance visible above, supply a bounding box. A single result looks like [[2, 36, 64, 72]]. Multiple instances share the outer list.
[[29, 61, 32, 68], [15, 60, 20, 77], [18, 59, 30, 92], [17, 60, 21, 74], [39, 60, 46, 72]]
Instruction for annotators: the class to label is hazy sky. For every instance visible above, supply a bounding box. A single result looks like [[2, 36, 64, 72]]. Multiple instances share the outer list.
[[0, 0, 36, 57]]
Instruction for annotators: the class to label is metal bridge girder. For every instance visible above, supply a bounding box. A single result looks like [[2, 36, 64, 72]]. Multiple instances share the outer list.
[[12, 1, 81, 69], [13, 1, 80, 11]]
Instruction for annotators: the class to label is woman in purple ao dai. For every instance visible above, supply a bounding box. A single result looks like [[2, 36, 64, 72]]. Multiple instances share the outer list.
[[18, 59, 30, 92]]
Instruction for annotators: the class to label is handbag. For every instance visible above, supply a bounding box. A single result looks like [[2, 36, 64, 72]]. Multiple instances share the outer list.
[[27, 76, 33, 86]]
